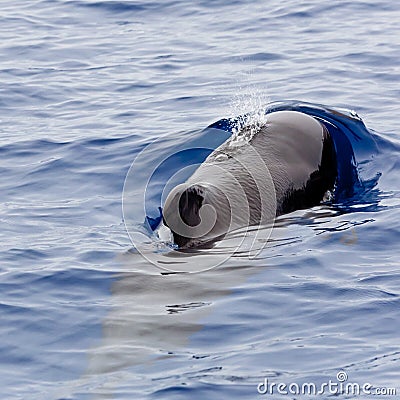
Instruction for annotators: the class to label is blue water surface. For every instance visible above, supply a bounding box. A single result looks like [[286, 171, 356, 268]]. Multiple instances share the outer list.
[[1, 1, 400, 399]]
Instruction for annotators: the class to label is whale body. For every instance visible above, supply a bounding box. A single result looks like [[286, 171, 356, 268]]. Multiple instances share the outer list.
[[162, 111, 337, 248]]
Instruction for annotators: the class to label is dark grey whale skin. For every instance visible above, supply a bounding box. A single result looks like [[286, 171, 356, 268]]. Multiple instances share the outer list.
[[163, 111, 337, 248]]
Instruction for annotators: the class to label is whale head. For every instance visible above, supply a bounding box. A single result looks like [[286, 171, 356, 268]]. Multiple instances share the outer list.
[[162, 182, 233, 248]]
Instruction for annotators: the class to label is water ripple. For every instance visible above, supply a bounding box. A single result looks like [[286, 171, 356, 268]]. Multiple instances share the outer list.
[[1, 0, 400, 399]]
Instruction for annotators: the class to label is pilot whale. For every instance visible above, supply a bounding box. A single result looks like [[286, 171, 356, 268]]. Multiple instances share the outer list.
[[162, 110, 337, 248]]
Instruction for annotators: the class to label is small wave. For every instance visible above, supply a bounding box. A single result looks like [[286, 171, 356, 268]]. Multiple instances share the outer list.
[[69, 0, 177, 15]]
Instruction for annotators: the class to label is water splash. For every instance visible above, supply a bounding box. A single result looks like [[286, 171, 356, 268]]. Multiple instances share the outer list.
[[227, 78, 270, 146]]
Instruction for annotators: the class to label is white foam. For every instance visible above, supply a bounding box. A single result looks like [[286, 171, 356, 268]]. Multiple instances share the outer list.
[[227, 77, 270, 146]]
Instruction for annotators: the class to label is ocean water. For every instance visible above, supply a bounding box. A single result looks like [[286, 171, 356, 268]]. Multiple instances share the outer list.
[[1, 1, 399, 399]]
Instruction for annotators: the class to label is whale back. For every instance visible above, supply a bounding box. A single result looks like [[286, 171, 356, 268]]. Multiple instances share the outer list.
[[201, 111, 337, 215], [249, 111, 337, 214]]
